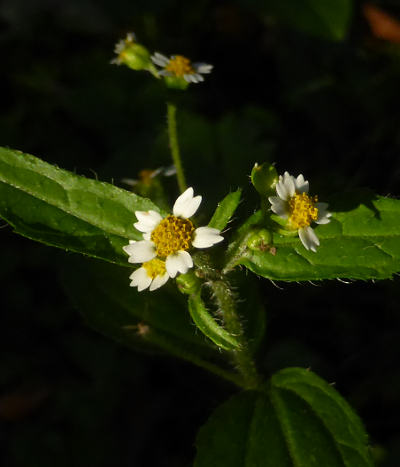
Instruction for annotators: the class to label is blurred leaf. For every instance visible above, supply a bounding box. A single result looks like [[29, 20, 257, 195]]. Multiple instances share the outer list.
[[241, 0, 352, 41], [228, 191, 400, 280], [62, 257, 230, 368], [195, 367, 373, 467], [209, 189, 242, 231], [188, 292, 241, 351], [0, 147, 163, 265]]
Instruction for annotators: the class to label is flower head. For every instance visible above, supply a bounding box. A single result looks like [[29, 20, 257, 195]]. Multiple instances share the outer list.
[[123, 187, 223, 290], [268, 172, 331, 252], [128, 256, 169, 292], [151, 52, 212, 88], [111, 32, 152, 71]]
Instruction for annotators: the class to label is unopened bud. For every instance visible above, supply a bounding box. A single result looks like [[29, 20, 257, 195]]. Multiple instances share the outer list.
[[247, 228, 274, 253], [251, 162, 278, 197]]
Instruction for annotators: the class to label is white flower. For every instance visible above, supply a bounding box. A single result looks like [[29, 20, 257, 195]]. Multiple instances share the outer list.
[[111, 32, 136, 65], [151, 52, 213, 83], [123, 187, 223, 287], [128, 257, 169, 292], [268, 171, 331, 252]]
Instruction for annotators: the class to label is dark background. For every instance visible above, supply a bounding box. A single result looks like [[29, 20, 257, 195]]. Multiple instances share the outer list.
[[1, 0, 400, 465]]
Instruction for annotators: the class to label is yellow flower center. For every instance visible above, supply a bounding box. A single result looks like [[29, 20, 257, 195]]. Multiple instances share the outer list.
[[151, 215, 195, 257], [166, 55, 195, 77], [288, 193, 318, 229], [143, 258, 166, 279]]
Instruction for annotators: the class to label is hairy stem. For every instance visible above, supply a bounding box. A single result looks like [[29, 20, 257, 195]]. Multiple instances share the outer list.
[[210, 280, 261, 390], [167, 101, 187, 193]]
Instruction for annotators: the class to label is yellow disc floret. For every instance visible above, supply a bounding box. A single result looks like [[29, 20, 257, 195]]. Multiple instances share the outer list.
[[166, 55, 195, 77], [143, 258, 166, 279], [151, 215, 195, 257], [288, 193, 318, 230]]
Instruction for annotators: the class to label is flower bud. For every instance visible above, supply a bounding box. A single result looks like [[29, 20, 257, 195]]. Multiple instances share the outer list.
[[251, 162, 278, 197], [247, 228, 274, 253], [112, 33, 152, 71]]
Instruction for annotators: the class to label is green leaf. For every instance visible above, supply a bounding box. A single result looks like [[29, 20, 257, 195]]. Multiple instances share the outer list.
[[228, 191, 400, 280], [241, 0, 353, 41], [195, 367, 373, 467], [61, 257, 242, 383], [209, 189, 241, 231], [0, 147, 164, 265], [188, 293, 241, 351], [273, 0, 353, 41]]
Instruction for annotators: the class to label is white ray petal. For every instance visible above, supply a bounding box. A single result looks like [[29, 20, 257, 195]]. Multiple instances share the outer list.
[[129, 267, 152, 291], [165, 251, 193, 278], [125, 240, 156, 263], [173, 187, 202, 218], [194, 63, 213, 73], [134, 210, 163, 232], [315, 202, 332, 224], [269, 198, 288, 217], [283, 172, 296, 197], [299, 227, 320, 252], [295, 174, 309, 194], [151, 52, 169, 66], [276, 180, 289, 200], [123, 241, 136, 255], [149, 273, 169, 291], [192, 227, 224, 248]]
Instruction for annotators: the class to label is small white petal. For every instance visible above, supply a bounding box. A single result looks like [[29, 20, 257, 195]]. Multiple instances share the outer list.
[[269, 198, 288, 218], [315, 214, 331, 225], [151, 52, 169, 67], [129, 267, 152, 291], [126, 240, 156, 263], [294, 174, 309, 194], [173, 187, 202, 218], [275, 180, 289, 200], [315, 202, 332, 224], [185, 73, 203, 83], [192, 227, 224, 248], [134, 210, 163, 233], [194, 63, 213, 73], [123, 241, 136, 255], [299, 227, 320, 252], [283, 172, 296, 197], [149, 273, 169, 291], [165, 251, 193, 278]]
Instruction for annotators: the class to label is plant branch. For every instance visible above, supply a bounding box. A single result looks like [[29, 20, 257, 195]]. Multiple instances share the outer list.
[[210, 279, 262, 390], [167, 101, 187, 193]]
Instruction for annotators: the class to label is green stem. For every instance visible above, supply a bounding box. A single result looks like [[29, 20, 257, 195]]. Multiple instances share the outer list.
[[210, 280, 261, 390], [167, 101, 187, 193]]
